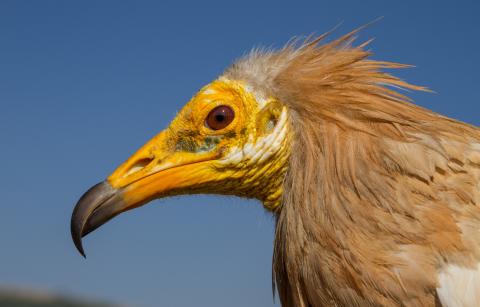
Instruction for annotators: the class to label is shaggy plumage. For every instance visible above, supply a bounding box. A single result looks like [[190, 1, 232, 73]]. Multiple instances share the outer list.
[[71, 28, 480, 307], [226, 30, 480, 306]]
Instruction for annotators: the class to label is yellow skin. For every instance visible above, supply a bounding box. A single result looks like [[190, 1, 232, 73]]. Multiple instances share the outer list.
[[107, 79, 291, 212]]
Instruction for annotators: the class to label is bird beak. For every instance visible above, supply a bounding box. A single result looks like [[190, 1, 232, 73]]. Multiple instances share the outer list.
[[71, 130, 220, 257]]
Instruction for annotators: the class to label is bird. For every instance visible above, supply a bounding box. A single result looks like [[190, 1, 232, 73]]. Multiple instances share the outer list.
[[70, 27, 480, 307]]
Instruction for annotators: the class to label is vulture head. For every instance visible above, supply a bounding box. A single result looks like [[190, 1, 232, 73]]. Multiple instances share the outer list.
[[71, 28, 480, 306]]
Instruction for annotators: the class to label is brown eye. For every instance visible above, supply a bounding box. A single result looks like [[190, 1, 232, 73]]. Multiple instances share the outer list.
[[205, 105, 235, 130]]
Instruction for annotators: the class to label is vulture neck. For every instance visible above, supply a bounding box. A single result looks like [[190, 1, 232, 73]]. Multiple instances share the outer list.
[[221, 30, 480, 305], [272, 101, 480, 306]]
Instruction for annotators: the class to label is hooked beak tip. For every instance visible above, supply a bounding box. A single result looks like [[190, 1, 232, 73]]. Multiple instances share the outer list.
[[71, 218, 86, 258], [70, 181, 121, 258]]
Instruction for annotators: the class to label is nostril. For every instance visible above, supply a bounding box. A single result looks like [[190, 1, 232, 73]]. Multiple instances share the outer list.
[[123, 157, 154, 178]]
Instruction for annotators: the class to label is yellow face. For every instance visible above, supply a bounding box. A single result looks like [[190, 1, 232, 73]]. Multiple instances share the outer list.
[[107, 79, 291, 212], [71, 78, 292, 256], [71, 78, 291, 255]]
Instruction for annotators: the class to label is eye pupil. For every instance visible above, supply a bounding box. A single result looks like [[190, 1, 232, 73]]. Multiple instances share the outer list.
[[206, 105, 235, 130]]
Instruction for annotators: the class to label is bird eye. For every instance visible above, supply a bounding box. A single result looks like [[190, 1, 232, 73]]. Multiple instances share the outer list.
[[205, 105, 235, 130]]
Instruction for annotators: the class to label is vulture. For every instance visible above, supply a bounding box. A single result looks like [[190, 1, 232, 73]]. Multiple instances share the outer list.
[[71, 28, 480, 307]]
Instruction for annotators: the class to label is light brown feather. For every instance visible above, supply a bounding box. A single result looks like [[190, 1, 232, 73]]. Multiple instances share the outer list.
[[225, 29, 480, 306]]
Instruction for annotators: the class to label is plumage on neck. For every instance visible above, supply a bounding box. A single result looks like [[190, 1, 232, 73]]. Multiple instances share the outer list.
[[226, 29, 480, 306]]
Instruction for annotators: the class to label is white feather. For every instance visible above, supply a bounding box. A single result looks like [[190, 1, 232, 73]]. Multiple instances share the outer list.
[[437, 263, 480, 307]]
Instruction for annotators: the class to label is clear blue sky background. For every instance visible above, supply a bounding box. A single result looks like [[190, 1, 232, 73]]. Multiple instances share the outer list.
[[0, 1, 479, 306]]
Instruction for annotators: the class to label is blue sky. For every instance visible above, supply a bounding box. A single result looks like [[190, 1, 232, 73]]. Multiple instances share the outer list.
[[0, 1, 479, 306]]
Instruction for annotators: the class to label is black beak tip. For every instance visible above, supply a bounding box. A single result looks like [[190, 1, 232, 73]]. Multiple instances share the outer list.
[[76, 243, 87, 258], [70, 219, 86, 258], [70, 181, 118, 258]]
